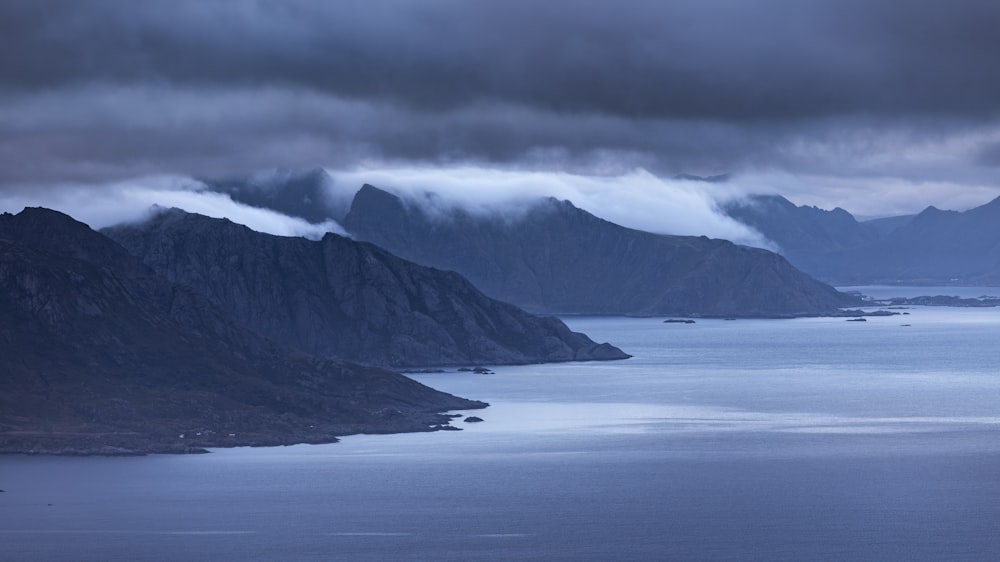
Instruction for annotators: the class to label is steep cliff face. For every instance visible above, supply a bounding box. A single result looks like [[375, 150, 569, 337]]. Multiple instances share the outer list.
[[105, 209, 627, 367], [342, 185, 857, 317], [0, 208, 484, 455]]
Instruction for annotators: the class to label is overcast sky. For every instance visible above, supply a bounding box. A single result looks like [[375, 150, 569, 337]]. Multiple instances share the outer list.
[[2, 0, 1000, 230]]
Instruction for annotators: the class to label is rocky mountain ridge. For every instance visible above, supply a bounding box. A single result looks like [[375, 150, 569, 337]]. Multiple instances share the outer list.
[[724, 194, 1000, 285], [0, 208, 484, 455], [105, 208, 628, 367], [341, 184, 858, 317]]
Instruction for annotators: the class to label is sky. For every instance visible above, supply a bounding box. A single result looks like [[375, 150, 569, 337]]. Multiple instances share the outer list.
[[2, 0, 1000, 238]]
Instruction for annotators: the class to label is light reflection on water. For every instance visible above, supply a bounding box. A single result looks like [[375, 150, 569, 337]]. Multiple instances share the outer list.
[[3, 293, 1000, 561]]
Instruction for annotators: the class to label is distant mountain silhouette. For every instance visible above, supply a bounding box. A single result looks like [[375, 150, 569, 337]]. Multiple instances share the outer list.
[[105, 209, 627, 367], [341, 185, 857, 317], [832, 197, 1000, 284], [724, 194, 1000, 285], [0, 208, 483, 455], [202, 167, 353, 223], [722, 195, 881, 277]]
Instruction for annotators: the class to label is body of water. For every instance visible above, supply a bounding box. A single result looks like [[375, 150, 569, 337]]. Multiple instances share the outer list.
[[3, 293, 1000, 560]]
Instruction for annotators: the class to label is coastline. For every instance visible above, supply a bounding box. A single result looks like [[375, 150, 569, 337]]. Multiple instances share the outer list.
[[0, 408, 486, 457]]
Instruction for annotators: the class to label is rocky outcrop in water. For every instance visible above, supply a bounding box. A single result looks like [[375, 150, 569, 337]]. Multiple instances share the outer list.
[[104, 209, 628, 367], [0, 208, 485, 455]]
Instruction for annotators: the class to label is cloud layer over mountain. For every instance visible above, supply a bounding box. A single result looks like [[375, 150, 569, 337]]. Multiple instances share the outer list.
[[2, 0, 999, 219]]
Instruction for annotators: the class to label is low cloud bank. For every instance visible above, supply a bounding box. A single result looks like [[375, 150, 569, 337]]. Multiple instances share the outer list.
[[5, 166, 999, 248], [328, 166, 774, 248], [0, 175, 346, 239]]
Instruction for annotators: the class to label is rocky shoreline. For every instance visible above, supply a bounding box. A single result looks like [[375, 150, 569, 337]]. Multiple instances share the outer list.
[[1, 208, 495, 458], [877, 295, 1000, 307], [0, 409, 484, 456]]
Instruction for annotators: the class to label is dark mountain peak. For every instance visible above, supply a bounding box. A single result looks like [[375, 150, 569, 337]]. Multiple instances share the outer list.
[[144, 206, 241, 230], [527, 196, 625, 227], [735, 194, 796, 212], [357, 182, 391, 196], [722, 194, 877, 274], [549, 196, 574, 206], [320, 229, 347, 243], [351, 183, 408, 215], [2, 206, 95, 238], [5, 205, 75, 220], [735, 195, 858, 223], [201, 167, 349, 223], [344, 189, 856, 317], [726, 192, 1000, 285], [3, 208, 484, 455], [910, 196, 1000, 224], [910, 205, 959, 224], [107, 208, 627, 367], [543, 197, 579, 211], [349, 186, 581, 231], [104, 207, 265, 260], [1, 207, 154, 280]]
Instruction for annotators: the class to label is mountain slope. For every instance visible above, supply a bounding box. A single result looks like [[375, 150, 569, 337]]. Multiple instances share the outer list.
[[202, 167, 353, 223], [104, 209, 627, 367], [341, 185, 857, 317], [826, 198, 1000, 284], [722, 194, 881, 277], [724, 194, 1000, 285], [0, 208, 483, 455], [723, 194, 881, 252]]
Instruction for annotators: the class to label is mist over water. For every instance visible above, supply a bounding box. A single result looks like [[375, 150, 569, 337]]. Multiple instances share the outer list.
[[3, 299, 1000, 561]]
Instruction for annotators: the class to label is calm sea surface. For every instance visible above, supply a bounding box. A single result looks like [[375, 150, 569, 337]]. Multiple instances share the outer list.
[[3, 288, 1000, 561]]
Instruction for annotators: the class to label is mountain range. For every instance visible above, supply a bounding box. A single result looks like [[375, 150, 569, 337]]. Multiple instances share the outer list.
[[197, 170, 860, 317], [724, 194, 1000, 285], [0, 208, 484, 455], [104, 209, 627, 367], [26, 171, 978, 456], [341, 185, 857, 317]]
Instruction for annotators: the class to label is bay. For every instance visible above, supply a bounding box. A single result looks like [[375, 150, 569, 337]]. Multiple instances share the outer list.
[[3, 292, 1000, 561]]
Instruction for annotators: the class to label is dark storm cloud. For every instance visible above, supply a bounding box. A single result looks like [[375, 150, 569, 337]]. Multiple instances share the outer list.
[[1, 0, 999, 203], [5, 0, 1000, 119], [0, 84, 872, 185]]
